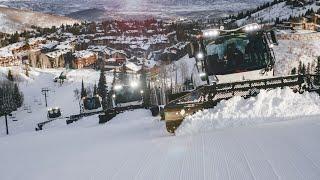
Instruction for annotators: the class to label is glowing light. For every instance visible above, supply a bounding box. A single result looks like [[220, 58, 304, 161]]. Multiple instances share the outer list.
[[130, 82, 139, 89], [244, 24, 260, 32], [112, 94, 116, 98], [114, 84, 123, 91], [140, 90, 144, 94], [180, 109, 186, 116], [203, 30, 219, 37], [196, 53, 204, 60], [199, 72, 206, 77]]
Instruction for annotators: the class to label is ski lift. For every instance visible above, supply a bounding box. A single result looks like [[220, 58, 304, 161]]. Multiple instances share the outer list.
[[47, 107, 62, 120], [23, 105, 28, 110], [81, 96, 102, 113]]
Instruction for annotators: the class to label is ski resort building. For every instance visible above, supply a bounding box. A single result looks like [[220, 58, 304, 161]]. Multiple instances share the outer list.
[[72, 50, 98, 69]]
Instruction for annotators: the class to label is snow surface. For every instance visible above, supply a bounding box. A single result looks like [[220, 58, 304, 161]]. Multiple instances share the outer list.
[[237, 2, 320, 26], [0, 6, 78, 33], [177, 87, 320, 135], [1, 108, 320, 179], [1, 66, 320, 179], [273, 38, 320, 75]]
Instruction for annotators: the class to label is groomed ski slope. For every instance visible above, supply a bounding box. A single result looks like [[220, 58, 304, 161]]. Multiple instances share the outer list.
[[1, 92, 320, 179]]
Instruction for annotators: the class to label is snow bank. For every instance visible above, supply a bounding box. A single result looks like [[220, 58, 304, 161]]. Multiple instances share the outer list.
[[273, 39, 320, 76], [176, 88, 320, 135]]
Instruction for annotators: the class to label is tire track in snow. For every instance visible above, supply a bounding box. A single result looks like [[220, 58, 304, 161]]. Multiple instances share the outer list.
[[254, 127, 305, 179], [277, 126, 320, 179], [234, 131, 279, 180], [221, 132, 255, 180], [179, 135, 205, 180], [252, 139, 280, 180], [286, 123, 320, 168], [178, 135, 192, 180], [231, 137, 256, 180], [201, 134, 206, 180]]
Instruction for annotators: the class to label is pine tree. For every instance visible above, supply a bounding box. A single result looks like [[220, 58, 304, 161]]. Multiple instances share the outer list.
[[13, 84, 23, 108], [315, 57, 320, 85], [25, 67, 29, 77], [97, 68, 108, 109], [291, 67, 297, 75], [93, 83, 98, 96], [140, 65, 150, 107], [7, 70, 14, 81], [0, 81, 24, 116], [301, 63, 306, 75], [81, 79, 87, 98], [307, 63, 311, 74]]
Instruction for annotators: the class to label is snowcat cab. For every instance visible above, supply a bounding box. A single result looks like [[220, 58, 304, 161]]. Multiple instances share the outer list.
[[81, 95, 102, 114], [190, 23, 277, 84], [47, 107, 62, 120]]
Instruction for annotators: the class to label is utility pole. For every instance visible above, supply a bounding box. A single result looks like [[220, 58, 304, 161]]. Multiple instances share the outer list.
[[41, 88, 50, 107]]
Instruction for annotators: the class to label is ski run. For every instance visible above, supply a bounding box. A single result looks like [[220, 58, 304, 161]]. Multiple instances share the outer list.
[[0, 68, 319, 179]]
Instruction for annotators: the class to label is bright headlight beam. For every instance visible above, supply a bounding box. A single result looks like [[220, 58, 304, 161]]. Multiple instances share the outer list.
[[203, 30, 219, 37], [130, 82, 139, 89], [114, 84, 123, 91], [196, 53, 204, 59], [199, 72, 206, 77], [244, 24, 261, 32]]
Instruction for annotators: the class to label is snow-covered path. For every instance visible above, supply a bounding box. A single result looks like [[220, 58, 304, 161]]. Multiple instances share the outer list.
[[1, 109, 320, 180]]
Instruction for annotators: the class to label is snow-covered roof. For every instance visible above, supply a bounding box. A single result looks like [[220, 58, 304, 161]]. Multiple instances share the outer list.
[[46, 49, 70, 59], [125, 62, 141, 72], [73, 50, 96, 59], [41, 41, 59, 50]]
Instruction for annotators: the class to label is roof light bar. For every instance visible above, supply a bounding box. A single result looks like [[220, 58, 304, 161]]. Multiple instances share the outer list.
[[203, 29, 219, 38], [244, 24, 260, 32]]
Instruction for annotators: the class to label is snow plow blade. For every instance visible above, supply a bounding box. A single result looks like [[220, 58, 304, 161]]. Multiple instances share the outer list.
[[164, 74, 320, 133], [164, 103, 204, 133]]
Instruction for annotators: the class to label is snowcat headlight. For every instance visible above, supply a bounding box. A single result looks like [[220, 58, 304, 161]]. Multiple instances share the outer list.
[[130, 82, 139, 89], [112, 94, 116, 98], [203, 30, 219, 38], [114, 84, 123, 91], [244, 24, 260, 32], [180, 109, 186, 116], [269, 44, 274, 48], [196, 53, 204, 60], [199, 72, 206, 77]]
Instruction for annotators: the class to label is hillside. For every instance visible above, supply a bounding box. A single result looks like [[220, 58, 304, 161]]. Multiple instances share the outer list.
[[0, 0, 271, 20], [236, 1, 320, 25], [0, 6, 79, 34]]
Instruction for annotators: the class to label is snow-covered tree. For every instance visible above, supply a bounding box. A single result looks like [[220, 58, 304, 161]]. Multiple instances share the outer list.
[[315, 57, 320, 85], [93, 83, 98, 96], [7, 70, 14, 81], [291, 67, 297, 75], [98, 68, 108, 109], [0, 81, 24, 117], [81, 79, 87, 98]]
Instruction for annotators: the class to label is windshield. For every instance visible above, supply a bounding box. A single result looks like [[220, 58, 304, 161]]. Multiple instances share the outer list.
[[204, 33, 271, 75]]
